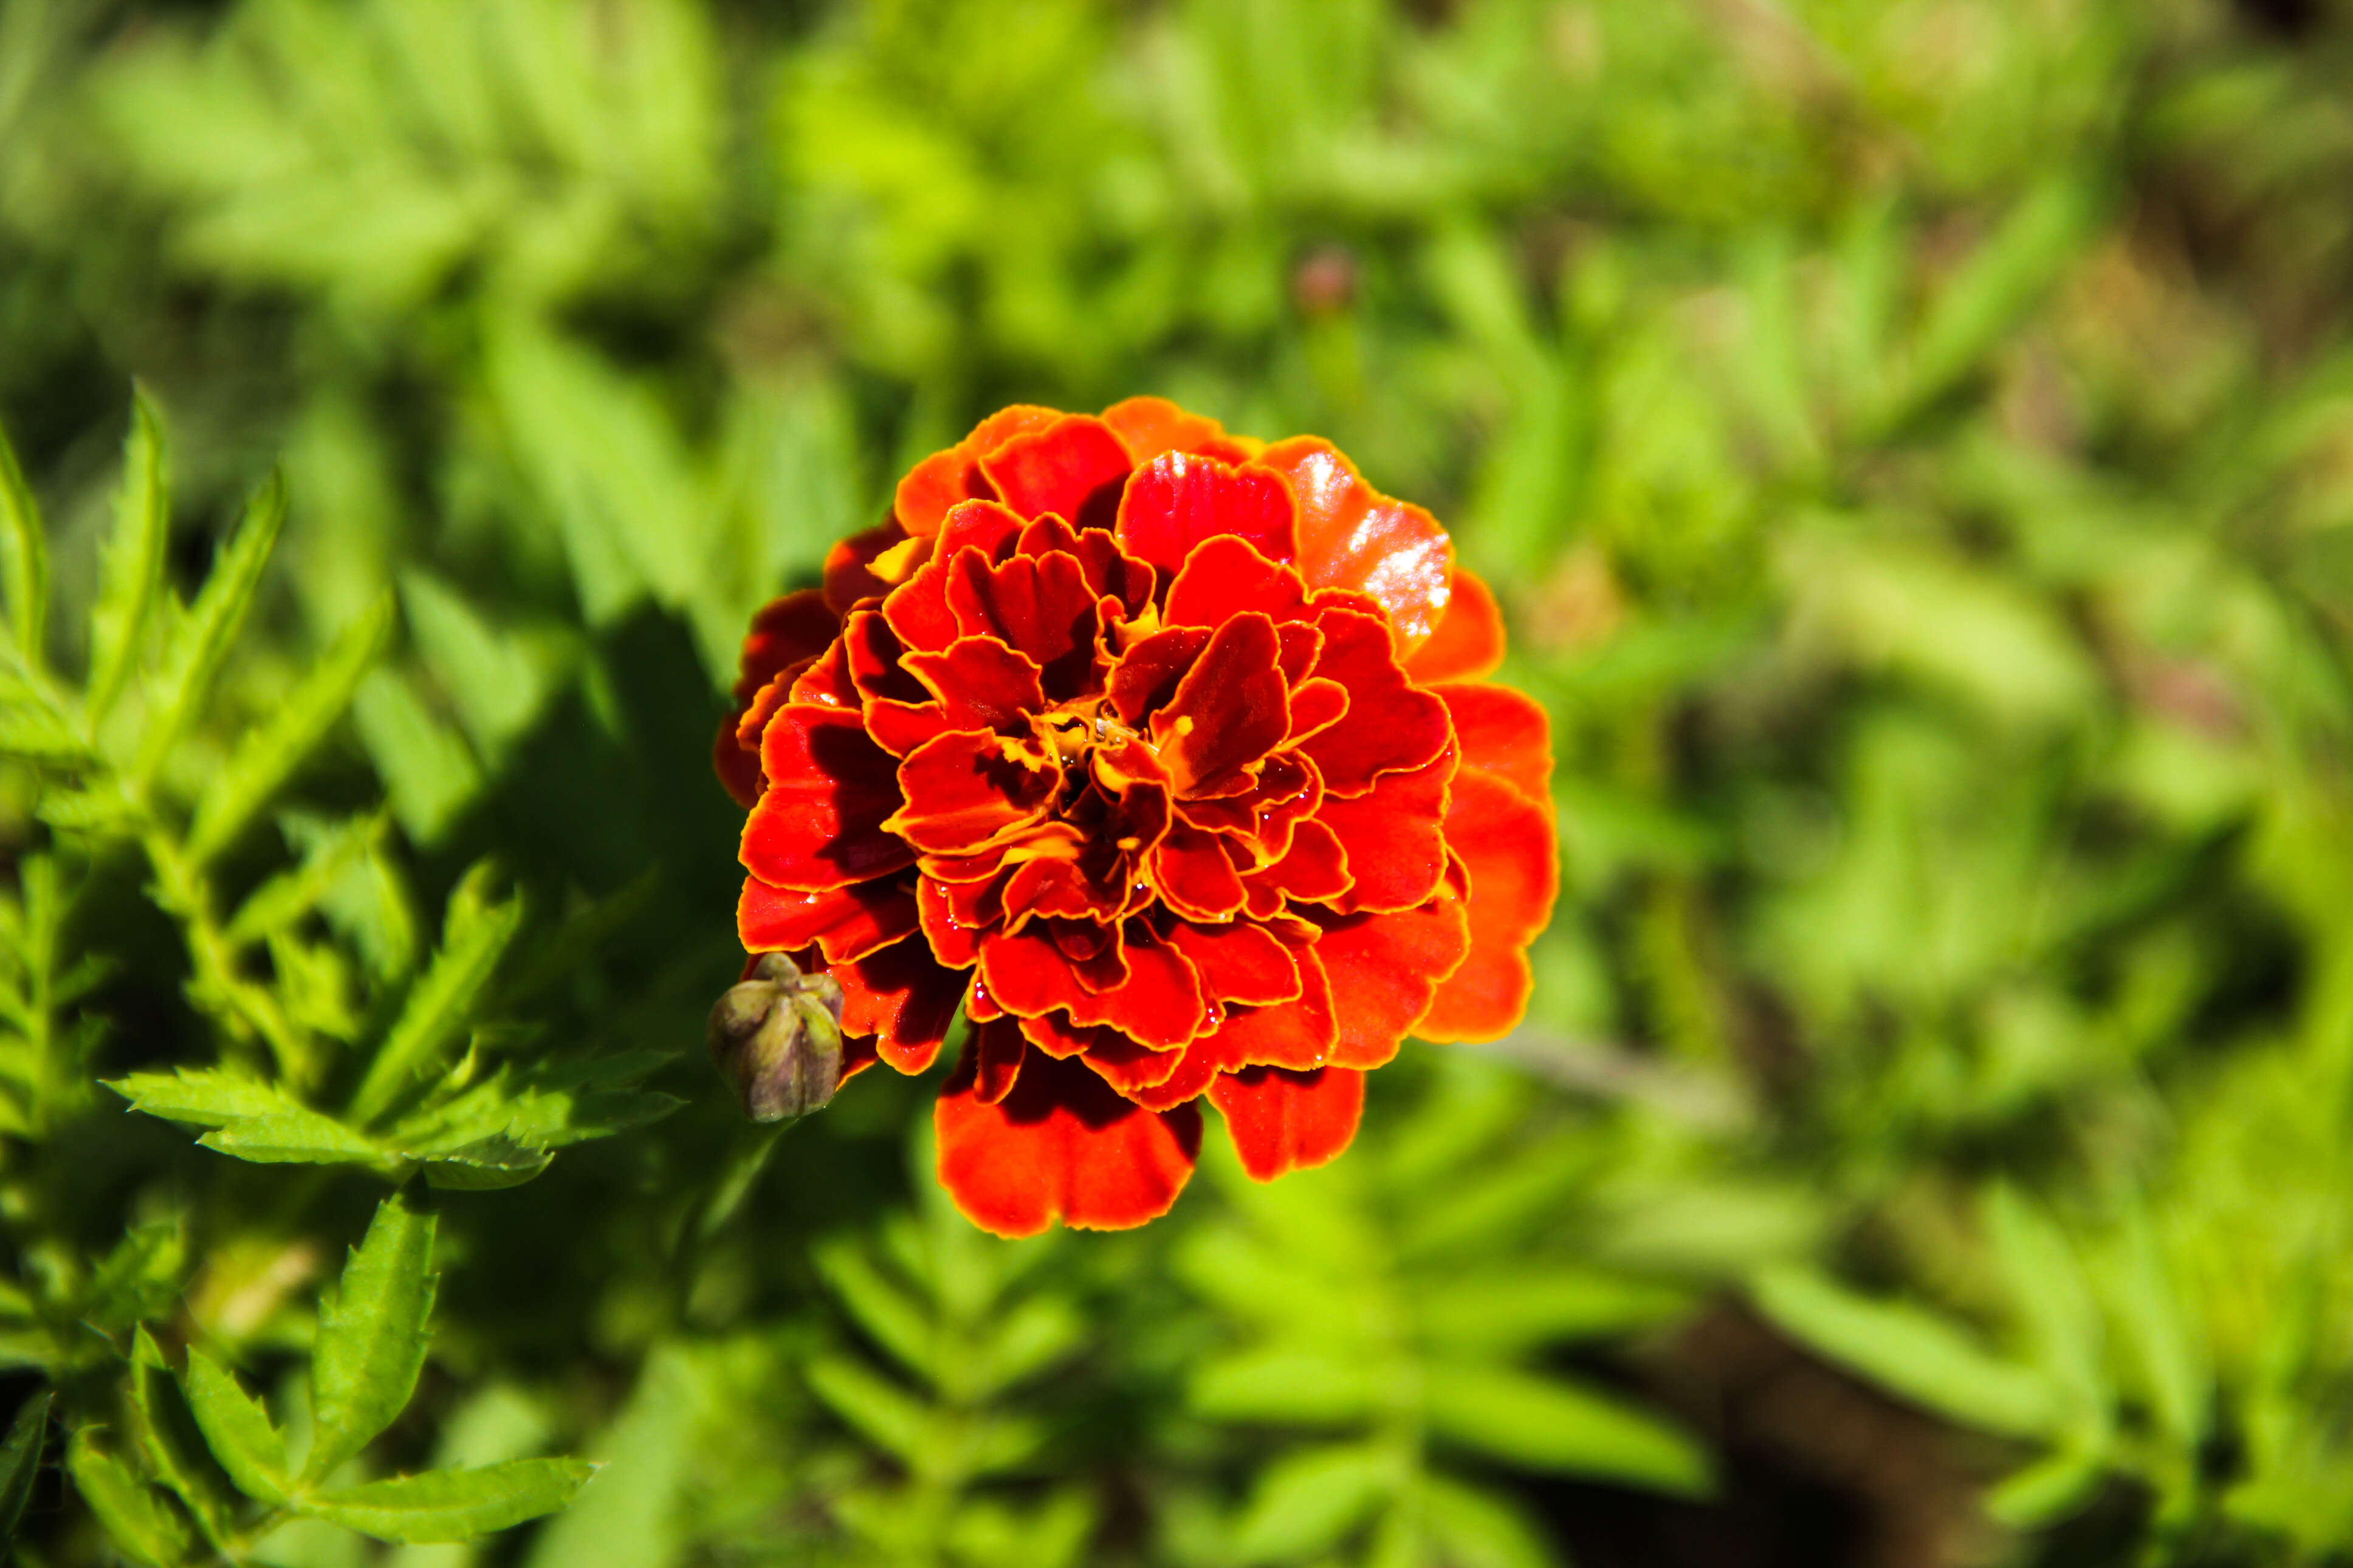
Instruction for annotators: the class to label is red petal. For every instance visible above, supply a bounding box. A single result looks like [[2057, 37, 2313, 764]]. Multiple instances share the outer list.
[[936, 498, 1028, 562], [1115, 453, 1300, 577], [1163, 535, 1309, 629], [1099, 395, 1263, 466], [1254, 437, 1453, 652], [837, 935, 969, 1073], [729, 589, 839, 705], [1284, 677, 1349, 747], [1151, 823, 1249, 921], [946, 549, 1102, 698], [1404, 568, 1505, 682], [1298, 609, 1451, 795], [791, 639, 860, 708], [978, 414, 1135, 531], [739, 875, 919, 964], [1214, 945, 1339, 1070], [935, 1044, 1203, 1235], [904, 636, 1048, 729], [968, 1016, 1028, 1104], [894, 406, 1065, 538], [1242, 817, 1351, 915], [1310, 895, 1472, 1069], [715, 713, 766, 810], [1082, 1031, 1188, 1096], [743, 707, 916, 891], [1166, 921, 1302, 1007], [1438, 682, 1553, 807], [1317, 751, 1455, 913], [1418, 770, 1559, 1042], [887, 730, 1057, 855], [1154, 613, 1288, 795], [1211, 1066, 1365, 1181], [1107, 625, 1211, 724]]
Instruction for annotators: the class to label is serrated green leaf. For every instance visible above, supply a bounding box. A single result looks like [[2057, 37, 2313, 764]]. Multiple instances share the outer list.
[[82, 1221, 188, 1335], [1985, 1186, 2108, 1429], [1410, 1268, 1689, 1352], [1420, 1474, 1555, 1568], [297, 1458, 593, 1543], [1423, 1364, 1709, 1497], [0, 699, 86, 760], [129, 1328, 236, 1544], [108, 1069, 383, 1166], [803, 1354, 929, 1465], [1191, 1346, 1383, 1426], [67, 1433, 188, 1568], [182, 1346, 289, 1504], [346, 865, 520, 1125], [815, 1241, 935, 1382], [1750, 1264, 2061, 1439], [222, 815, 382, 948], [87, 391, 170, 727], [1231, 1442, 1392, 1564], [0, 419, 48, 671], [187, 594, 393, 864], [1986, 1446, 2109, 1529], [306, 1188, 438, 1482], [0, 1389, 52, 1547], [417, 1137, 554, 1190], [132, 471, 284, 789]]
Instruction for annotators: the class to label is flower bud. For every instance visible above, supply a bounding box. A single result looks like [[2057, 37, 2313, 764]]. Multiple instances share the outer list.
[[706, 952, 847, 1122]]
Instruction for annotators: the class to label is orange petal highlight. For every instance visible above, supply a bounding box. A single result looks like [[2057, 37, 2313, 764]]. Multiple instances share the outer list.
[[1404, 567, 1505, 682], [1253, 437, 1452, 652]]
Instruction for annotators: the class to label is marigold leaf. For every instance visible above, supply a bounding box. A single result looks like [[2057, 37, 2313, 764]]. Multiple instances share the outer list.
[[86, 390, 170, 727], [346, 863, 520, 1125], [67, 1433, 189, 1568], [1420, 1474, 1555, 1568], [127, 1329, 236, 1541], [803, 1354, 929, 1465], [1750, 1263, 2062, 1438], [0, 419, 47, 671], [1987, 1445, 2109, 1529], [181, 1346, 290, 1504], [222, 814, 383, 948], [1190, 1346, 1383, 1426], [1422, 1363, 1710, 1496], [1230, 1442, 1392, 1563], [0, 1389, 52, 1548], [133, 470, 284, 787], [306, 1188, 438, 1482], [108, 1069, 383, 1166], [0, 699, 88, 761], [294, 1457, 594, 1542], [187, 594, 393, 864], [1985, 1185, 2109, 1431], [81, 1221, 188, 1335], [814, 1240, 936, 1383], [1410, 1268, 1689, 1352]]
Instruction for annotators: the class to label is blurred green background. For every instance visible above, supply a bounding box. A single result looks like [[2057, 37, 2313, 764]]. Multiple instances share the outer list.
[[10, 0, 2353, 1563]]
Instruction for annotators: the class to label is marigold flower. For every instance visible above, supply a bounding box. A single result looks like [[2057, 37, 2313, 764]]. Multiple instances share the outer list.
[[715, 399, 1558, 1234]]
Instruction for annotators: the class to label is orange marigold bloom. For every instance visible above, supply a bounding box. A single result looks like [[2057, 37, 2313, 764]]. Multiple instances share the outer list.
[[715, 399, 1558, 1235]]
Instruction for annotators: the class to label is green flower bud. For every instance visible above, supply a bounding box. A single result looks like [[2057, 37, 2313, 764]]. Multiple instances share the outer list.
[[706, 952, 847, 1122]]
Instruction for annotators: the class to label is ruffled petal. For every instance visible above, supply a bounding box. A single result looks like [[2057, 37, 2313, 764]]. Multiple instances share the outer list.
[[1417, 770, 1559, 1042], [1403, 567, 1505, 683], [837, 935, 969, 1073], [1298, 609, 1451, 796], [1438, 682, 1553, 806], [946, 549, 1102, 697], [738, 875, 920, 964], [935, 1044, 1203, 1235], [1252, 437, 1452, 652], [1154, 612, 1288, 795], [979, 414, 1136, 531], [1165, 920, 1302, 1008], [1317, 750, 1455, 914], [826, 523, 929, 614], [1210, 1066, 1365, 1181], [887, 729, 1058, 855], [1309, 894, 1472, 1069], [1163, 535, 1308, 629], [894, 406, 1063, 537], [1099, 395, 1263, 466], [1115, 453, 1300, 577], [743, 707, 916, 891], [1212, 945, 1339, 1070]]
